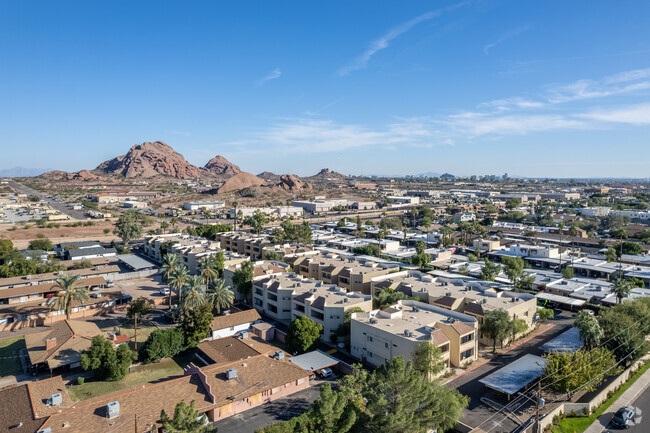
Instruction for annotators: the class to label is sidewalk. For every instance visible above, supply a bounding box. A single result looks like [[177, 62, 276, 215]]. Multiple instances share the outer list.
[[583, 365, 650, 433]]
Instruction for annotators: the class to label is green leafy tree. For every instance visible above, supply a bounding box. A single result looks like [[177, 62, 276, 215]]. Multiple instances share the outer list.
[[46, 274, 89, 320], [483, 309, 511, 351], [113, 211, 143, 247], [233, 260, 254, 302], [160, 400, 217, 433], [143, 328, 185, 363], [543, 347, 621, 394], [126, 297, 151, 352], [412, 241, 431, 269], [562, 266, 575, 279], [574, 310, 603, 349], [206, 279, 234, 314], [502, 256, 535, 290], [353, 244, 381, 257], [598, 299, 650, 366], [613, 241, 644, 256], [263, 251, 285, 261], [335, 307, 365, 338], [538, 308, 555, 323], [373, 287, 412, 310], [243, 210, 269, 234], [80, 335, 137, 381], [180, 302, 213, 347], [363, 357, 469, 433], [479, 259, 501, 282], [412, 341, 445, 379], [28, 238, 53, 251], [0, 239, 13, 258], [605, 247, 618, 262], [286, 315, 323, 353], [505, 198, 522, 209], [509, 318, 528, 344]]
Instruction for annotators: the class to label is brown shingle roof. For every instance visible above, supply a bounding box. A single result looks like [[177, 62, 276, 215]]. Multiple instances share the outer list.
[[40, 355, 310, 433], [27, 376, 74, 418], [430, 329, 451, 346], [463, 302, 484, 316], [25, 320, 102, 368], [0, 265, 120, 288], [0, 384, 47, 432], [451, 321, 475, 335], [434, 296, 457, 307], [209, 309, 261, 332], [0, 276, 106, 299], [310, 296, 326, 310], [197, 336, 264, 366]]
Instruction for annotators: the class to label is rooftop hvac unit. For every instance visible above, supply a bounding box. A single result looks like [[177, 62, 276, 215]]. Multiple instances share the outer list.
[[274, 350, 285, 360], [106, 401, 120, 419], [412, 307, 420, 312], [25, 275, 31, 280], [369, 318, 378, 324], [226, 368, 238, 380], [48, 393, 63, 406], [238, 331, 248, 339], [448, 318, 456, 323], [445, 292, 452, 297]]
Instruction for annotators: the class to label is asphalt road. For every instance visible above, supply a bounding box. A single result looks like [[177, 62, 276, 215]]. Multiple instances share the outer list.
[[449, 310, 576, 433], [213, 381, 326, 433], [7, 179, 88, 220]]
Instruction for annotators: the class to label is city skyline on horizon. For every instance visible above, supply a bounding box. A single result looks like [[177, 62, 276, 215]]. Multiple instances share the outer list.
[[2, 1, 650, 178]]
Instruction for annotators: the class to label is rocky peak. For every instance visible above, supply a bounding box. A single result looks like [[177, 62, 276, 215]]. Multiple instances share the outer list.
[[278, 174, 308, 191], [203, 155, 242, 175], [96, 141, 201, 179]]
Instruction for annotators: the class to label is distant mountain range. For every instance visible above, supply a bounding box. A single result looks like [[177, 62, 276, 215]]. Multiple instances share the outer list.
[[0, 167, 53, 177]]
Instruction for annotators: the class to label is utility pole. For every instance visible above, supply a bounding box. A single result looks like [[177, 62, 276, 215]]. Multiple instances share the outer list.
[[534, 380, 541, 433], [134, 414, 138, 433]]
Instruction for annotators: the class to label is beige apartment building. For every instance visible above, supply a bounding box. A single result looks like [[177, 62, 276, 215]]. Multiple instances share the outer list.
[[216, 231, 271, 259], [350, 300, 479, 369], [285, 253, 392, 295], [371, 270, 537, 345], [252, 272, 372, 341], [144, 234, 247, 274]]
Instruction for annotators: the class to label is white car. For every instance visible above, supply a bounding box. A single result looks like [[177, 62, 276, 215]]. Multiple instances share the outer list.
[[159, 288, 171, 296], [317, 368, 333, 378]]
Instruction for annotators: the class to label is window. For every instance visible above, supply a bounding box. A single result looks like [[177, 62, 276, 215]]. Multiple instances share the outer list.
[[255, 288, 263, 296], [461, 334, 474, 344], [294, 304, 305, 313], [311, 311, 324, 320], [254, 299, 264, 307], [384, 342, 389, 348], [268, 293, 278, 302], [367, 336, 374, 342], [269, 304, 278, 313], [461, 348, 474, 360], [440, 343, 449, 353]]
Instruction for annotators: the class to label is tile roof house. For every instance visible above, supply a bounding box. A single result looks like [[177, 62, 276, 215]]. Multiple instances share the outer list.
[[25, 319, 102, 372]]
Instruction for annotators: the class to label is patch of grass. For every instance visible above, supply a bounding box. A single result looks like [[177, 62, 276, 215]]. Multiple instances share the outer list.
[[67, 357, 185, 402], [0, 336, 26, 377], [551, 361, 650, 433]]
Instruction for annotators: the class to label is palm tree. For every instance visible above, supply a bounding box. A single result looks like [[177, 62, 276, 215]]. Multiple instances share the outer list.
[[46, 274, 89, 320], [206, 279, 235, 314], [198, 255, 219, 286], [161, 254, 181, 283], [183, 275, 206, 311], [168, 265, 189, 308], [574, 310, 603, 349], [232, 201, 238, 231], [611, 278, 632, 304]]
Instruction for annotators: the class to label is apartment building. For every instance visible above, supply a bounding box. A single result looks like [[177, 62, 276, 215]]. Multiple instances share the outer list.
[[291, 199, 350, 213], [285, 252, 392, 294], [371, 270, 537, 344], [227, 206, 304, 219], [216, 231, 271, 259], [183, 201, 225, 211], [223, 260, 289, 296], [252, 272, 372, 340], [350, 299, 478, 369], [144, 234, 247, 273]]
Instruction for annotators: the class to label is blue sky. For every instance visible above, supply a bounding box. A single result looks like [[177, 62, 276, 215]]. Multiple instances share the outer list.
[[1, 0, 650, 178]]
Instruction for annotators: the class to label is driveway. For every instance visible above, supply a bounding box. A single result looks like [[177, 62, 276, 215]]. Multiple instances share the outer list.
[[214, 378, 335, 433], [449, 310, 576, 433]]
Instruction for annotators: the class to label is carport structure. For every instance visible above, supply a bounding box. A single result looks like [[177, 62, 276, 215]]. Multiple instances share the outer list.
[[288, 350, 340, 372], [479, 354, 546, 398]]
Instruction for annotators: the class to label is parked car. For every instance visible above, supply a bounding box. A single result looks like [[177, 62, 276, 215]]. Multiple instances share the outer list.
[[159, 288, 171, 296], [163, 311, 179, 324], [316, 368, 333, 378], [611, 406, 636, 429], [106, 280, 114, 288], [90, 286, 101, 291]]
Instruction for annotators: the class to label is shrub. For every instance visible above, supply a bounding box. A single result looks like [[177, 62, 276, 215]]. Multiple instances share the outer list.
[[77, 376, 85, 385]]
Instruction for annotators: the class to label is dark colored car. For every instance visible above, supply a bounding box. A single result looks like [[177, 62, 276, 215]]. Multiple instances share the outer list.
[[611, 406, 635, 429]]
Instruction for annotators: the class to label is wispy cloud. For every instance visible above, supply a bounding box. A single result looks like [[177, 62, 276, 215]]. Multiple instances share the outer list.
[[484, 24, 532, 55], [232, 67, 650, 155], [338, 3, 469, 76], [256, 68, 282, 86]]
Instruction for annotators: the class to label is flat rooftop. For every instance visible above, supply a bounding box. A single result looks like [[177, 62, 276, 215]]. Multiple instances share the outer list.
[[479, 354, 545, 395]]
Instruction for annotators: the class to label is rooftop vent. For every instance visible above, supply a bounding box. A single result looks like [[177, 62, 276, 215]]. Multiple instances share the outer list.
[[48, 393, 62, 406], [106, 401, 120, 419], [226, 368, 238, 380]]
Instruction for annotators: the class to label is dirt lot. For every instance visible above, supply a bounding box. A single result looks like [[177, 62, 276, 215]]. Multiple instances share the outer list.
[[114, 276, 169, 303], [0, 220, 118, 249]]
